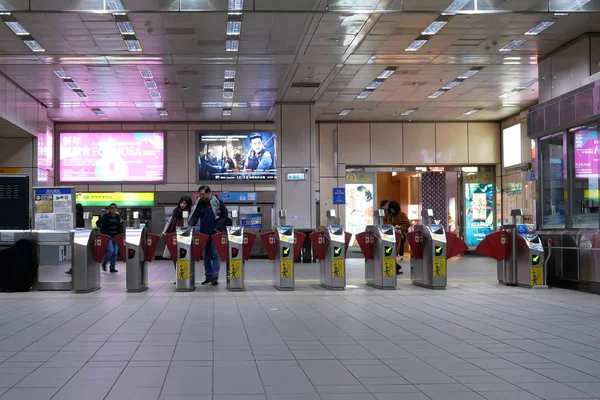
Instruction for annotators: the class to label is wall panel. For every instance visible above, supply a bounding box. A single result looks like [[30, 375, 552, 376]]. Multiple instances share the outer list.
[[370, 123, 402, 164], [435, 123, 468, 164], [403, 123, 435, 164], [338, 123, 370, 164]]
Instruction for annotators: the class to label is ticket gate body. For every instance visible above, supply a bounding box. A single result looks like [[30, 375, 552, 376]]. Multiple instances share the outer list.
[[310, 227, 352, 290], [356, 225, 397, 290], [408, 225, 447, 290], [213, 228, 256, 291], [71, 229, 105, 293], [173, 227, 209, 292], [124, 227, 160, 293], [261, 227, 305, 291]]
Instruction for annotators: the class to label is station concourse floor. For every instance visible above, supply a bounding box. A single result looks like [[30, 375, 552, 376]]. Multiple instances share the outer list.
[[2, 257, 600, 400]]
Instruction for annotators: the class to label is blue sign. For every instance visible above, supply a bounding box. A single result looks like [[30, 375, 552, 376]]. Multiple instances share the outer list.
[[333, 188, 345, 205], [220, 192, 257, 203], [241, 214, 262, 229], [34, 188, 72, 196]]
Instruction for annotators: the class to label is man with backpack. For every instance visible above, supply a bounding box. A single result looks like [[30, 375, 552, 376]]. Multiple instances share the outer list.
[[189, 185, 230, 285]]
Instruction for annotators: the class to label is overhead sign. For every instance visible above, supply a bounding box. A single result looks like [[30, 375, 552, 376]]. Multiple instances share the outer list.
[[76, 192, 155, 207], [333, 188, 345, 205]]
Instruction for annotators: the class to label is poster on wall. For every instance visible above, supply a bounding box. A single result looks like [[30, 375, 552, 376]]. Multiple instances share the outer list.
[[59, 132, 165, 182], [345, 183, 374, 246], [574, 128, 599, 178], [33, 187, 75, 231], [464, 183, 494, 247]]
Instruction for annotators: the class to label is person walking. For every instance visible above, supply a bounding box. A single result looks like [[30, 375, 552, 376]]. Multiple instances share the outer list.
[[162, 196, 192, 283], [96, 203, 122, 273], [385, 201, 411, 275]]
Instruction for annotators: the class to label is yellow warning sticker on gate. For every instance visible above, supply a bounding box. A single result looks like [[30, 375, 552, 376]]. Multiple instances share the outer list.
[[280, 259, 293, 279], [383, 258, 395, 277], [433, 257, 446, 277], [332, 258, 345, 278], [530, 266, 543, 286], [230, 259, 242, 280], [177, 259, 190, 280]]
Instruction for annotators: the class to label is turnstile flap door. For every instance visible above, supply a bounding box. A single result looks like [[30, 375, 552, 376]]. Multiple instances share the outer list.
[[261, 232, 278, 260], [192, 232, 209, 262], [242, 232, 256, 261], [344, 232, 352, 256], [309, 231, 327, 261], [164, 232, 178, 262], [114, 233, 127, 262], [406, 231, 423, 260], [145, 233, 160, 262], [394, 230, 403, 246], [294, 231, 307, 260], [94, 233, 111, 263], [446, 232, 468, 259], [355, 231, 374, 260], [212, 232, 230, 261], [475, 231, 509, 261]]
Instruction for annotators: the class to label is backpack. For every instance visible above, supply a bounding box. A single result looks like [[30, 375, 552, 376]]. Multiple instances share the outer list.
[[215, 199, 233, 232]]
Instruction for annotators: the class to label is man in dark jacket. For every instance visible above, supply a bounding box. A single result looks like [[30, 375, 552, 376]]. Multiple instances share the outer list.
[[96, 203, 122, 273], [189, 185, 227, 285]]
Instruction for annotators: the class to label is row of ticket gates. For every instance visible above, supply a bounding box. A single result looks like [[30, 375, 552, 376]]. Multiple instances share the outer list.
[[0, 208, 550, 293]]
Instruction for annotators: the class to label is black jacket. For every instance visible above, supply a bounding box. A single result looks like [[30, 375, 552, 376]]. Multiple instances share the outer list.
[[96, 212, 122, 237]]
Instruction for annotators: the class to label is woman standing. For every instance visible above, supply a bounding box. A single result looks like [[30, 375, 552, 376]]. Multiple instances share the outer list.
[[385, 201, 411, 275], [162, 196, 193, 270]]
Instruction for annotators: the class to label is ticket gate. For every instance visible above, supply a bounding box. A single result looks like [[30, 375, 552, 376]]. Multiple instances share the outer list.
[[261, 211, 306, 291], [165, 227, 209, 292], [213, 224, 257, 292], [124, 222, 160, 293], [71, 228, 108, 293]]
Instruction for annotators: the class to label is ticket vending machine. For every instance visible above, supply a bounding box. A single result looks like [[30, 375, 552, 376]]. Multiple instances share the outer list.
[[212, 211, 257, 292], [310, 210, 352, 290], [261, 210, 306, 291], [124, 212, 160, 293], [356, 209, 400, 290]]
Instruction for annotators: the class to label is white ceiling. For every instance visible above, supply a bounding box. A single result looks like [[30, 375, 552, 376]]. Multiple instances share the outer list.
[[0, 1, 598, 122]]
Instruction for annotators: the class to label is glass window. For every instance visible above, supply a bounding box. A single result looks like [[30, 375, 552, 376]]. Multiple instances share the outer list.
[[540, 133, 565, 228], [570, 123, 600, 229]]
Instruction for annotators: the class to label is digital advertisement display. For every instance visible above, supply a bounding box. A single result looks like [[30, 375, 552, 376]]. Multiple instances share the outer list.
[[198, 132, 276, 181], [464, 183, 494, 247], [38, 126, 54, 171], [345, 184, 374, 246], [574, 129, 599, 178], [59, 132, 164, 182]]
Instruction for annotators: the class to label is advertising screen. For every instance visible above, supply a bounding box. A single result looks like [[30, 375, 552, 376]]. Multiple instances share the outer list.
[[198, 132, 276, 181], [345, 184, 374, 246], [574, 129, 599, 178], [464, 183, 494, 247], [59, 132, 164, 182]]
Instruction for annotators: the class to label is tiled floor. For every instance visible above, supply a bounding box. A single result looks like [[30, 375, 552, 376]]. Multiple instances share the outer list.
[[2, 256, 600, 400]]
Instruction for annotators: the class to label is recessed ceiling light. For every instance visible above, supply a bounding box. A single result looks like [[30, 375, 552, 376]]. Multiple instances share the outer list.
[[405, 39, 427, 52], [557, 0, 590, 10], [357, 90, 373, 99], [463, 109, 481, 116], [139, 70, 153, 79], [149, 91, 161, 98], [500, 39, 526, 52], [445, 0, 470, 11], [223, 90, 234, 99], [377, 67, 397, 79], [503, 57, 521, 61], [442, 80, 461, 90], [54, 70, 69, 79], [422, 20, 447, 35], [401, 109, 417, 116], [23, 40, 45, 52], [499, 89, 520, 99], [225, 39, 239, 52], [105, 0, 125, 11], [525, 21, 555, 35], [63, 80, 80, 90], [339, 109, 352, 116], [5, 21, 28, 35], [116, 21, 135, 35], [91, 108, 105, 116], [224, 70, 236, 79], [366, 80, 384, 90], [145, 81, 158, 90], [157, 108, 169, 116], [517, 79, 538, 89], [223, 80, 235, 90], [458, 67, 483, 79], [428, 90, 446, 99], [125, 39, 142, 52], [554, 12, 569, 16], [228, 0, 243, 11], [222, 108, 232, 116], [74, 90, 88, 98], [227, 20, 242, 36]]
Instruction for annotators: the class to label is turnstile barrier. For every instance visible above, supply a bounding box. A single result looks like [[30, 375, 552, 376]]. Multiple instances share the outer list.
[[72, 229, 103, 293], [175, 228, 209, 292], [213, 229, 256, 291], [261, 228, 306, 291], [124, 228, 160, 293], [310, 228, 352, 290], [356, 225, 397, 290]]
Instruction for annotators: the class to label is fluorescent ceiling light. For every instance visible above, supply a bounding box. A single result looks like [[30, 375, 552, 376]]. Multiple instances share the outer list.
[[23, 40, 45, 52], [64, 80, 80, 89], [401, 109, 417, 116], [357, 90, 373, 99], [105, 0, 125, 11], [116, 21, 135, 35], [339, 109, 352, 116], [74, 90, 88, 98], [227, 21, 241, 35], [157, 109, 168, 116], [5, 21, 28, 35], [54, 70, 69, 79], [504, 57, 521, 60], [223, 81, 235, 90], [139, 70, 153, 79], [499, 89, 520, 99], [228, 0, 243, 11], [225, 39, 239, 52], [377, 67, 397, 79], [91, 108, 105, 116], [442, 80, 461, 90], [149, 91, 161, 98], [463, 109, 481, 116], [405, 39, 427, 52], [422, 21, 447, 35], [557, 0, 590, 10], [224, 70, 236, 79], [428, 90, 446, 99], [223, 90, 234, 99], [445, 0, 470, 12], [125, 39, 142, 52], [517, 79, 538, 89], [366, 80, 383, 90], [458, 68, 482, 79], [525, 21, 555, 35], [500, 39, 526, 52], [144, 81, 157, 90], [554, 12, 569, 15], [222, 109, 232, 116]]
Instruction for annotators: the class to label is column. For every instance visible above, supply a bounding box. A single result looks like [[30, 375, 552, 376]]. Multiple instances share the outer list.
[[275, 102, 317, 229]]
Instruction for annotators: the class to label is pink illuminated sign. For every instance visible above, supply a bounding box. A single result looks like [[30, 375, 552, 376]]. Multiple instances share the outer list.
[[38, 126, 54, 171], [59, 132, 164, 182]]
